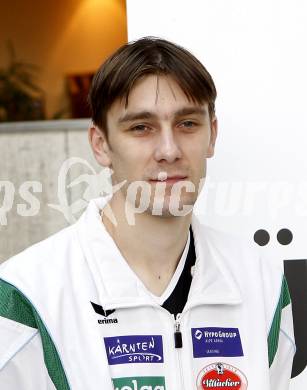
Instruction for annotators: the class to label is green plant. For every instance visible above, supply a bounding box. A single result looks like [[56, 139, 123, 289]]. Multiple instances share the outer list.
[[0, 41, 45, 122]]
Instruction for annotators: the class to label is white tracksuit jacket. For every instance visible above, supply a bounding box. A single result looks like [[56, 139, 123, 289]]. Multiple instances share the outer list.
[[0, 198, 295, 390]]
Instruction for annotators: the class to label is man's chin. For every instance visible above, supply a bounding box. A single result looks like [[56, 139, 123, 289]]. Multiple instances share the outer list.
[[148, 197, 195, 218]]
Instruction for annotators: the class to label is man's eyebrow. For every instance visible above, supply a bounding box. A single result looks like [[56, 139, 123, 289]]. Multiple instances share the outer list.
[[117, 111, 158, 124], [117, 106, 207, 124], [174, 107, 207, 118]]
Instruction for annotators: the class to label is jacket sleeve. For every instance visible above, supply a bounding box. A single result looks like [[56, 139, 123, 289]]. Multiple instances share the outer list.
[[0, 316, 56, 390], [268, 276, 296, 389]]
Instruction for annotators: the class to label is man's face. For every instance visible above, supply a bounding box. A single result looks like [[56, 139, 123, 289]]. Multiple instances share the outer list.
[[98, 74, 217, 217]]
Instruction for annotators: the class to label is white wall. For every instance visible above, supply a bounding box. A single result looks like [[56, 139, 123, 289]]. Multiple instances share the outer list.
[[126, 0, 307, 387]]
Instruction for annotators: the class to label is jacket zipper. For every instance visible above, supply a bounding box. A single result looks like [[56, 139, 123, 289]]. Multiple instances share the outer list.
[[174, 313, 183, 348], [174, 313, 184, 389]]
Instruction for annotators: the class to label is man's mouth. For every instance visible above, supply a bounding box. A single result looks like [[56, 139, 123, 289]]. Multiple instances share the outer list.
[[149, 172, 188, 184]]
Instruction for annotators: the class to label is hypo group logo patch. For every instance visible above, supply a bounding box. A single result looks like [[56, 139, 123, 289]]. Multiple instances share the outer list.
[[112, 376, 165, 390], [104, 335, 164, 365], [196, 363, 248, 389], [192, 327, 243, 358]]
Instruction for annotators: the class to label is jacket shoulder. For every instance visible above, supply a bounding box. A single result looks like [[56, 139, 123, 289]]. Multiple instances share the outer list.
[[193, 220, 285, 305], [0, 223, 81, 287], [193, 220, 261, 266]]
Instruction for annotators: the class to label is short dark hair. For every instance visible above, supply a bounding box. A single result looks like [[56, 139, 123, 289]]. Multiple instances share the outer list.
[[89, 36, 217, 134]]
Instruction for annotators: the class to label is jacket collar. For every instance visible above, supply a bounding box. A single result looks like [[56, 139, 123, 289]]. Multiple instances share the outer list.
[[76, 197, 242, 310]]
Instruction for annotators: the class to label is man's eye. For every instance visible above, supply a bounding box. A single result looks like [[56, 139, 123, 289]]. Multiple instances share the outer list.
[[180, 120, 196, 128], [130, 124, 149, 132]]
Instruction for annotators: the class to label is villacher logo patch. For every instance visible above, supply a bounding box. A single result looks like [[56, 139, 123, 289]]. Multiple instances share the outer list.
[[90, 301, 118, 324], [196, 363, 248, 389]]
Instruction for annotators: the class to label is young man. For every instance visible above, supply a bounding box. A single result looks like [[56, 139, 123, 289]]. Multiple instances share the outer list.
[[0, 37, 295, 389]]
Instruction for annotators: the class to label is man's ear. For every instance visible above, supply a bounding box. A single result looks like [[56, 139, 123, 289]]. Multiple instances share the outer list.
[[206, 116, 218, 158], [88, 124, 112, 167]]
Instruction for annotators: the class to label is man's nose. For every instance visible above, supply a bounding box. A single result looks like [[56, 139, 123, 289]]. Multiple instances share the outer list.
[[153, 127, 182, 163]]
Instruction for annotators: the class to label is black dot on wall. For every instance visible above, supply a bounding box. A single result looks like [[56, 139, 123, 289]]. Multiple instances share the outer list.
[[254, 229, 270, 246], [277, 228, 293, 245]]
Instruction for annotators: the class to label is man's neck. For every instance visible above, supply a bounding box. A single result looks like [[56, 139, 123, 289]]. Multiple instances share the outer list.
[[101, 195, 192, 296]]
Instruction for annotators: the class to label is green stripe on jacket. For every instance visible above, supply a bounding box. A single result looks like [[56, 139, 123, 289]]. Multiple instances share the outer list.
[[0, 278, 70, 390], [267, 275, 291, 367]]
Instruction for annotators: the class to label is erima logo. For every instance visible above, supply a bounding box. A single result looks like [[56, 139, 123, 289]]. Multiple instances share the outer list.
[[90, 301, 118, 324]]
